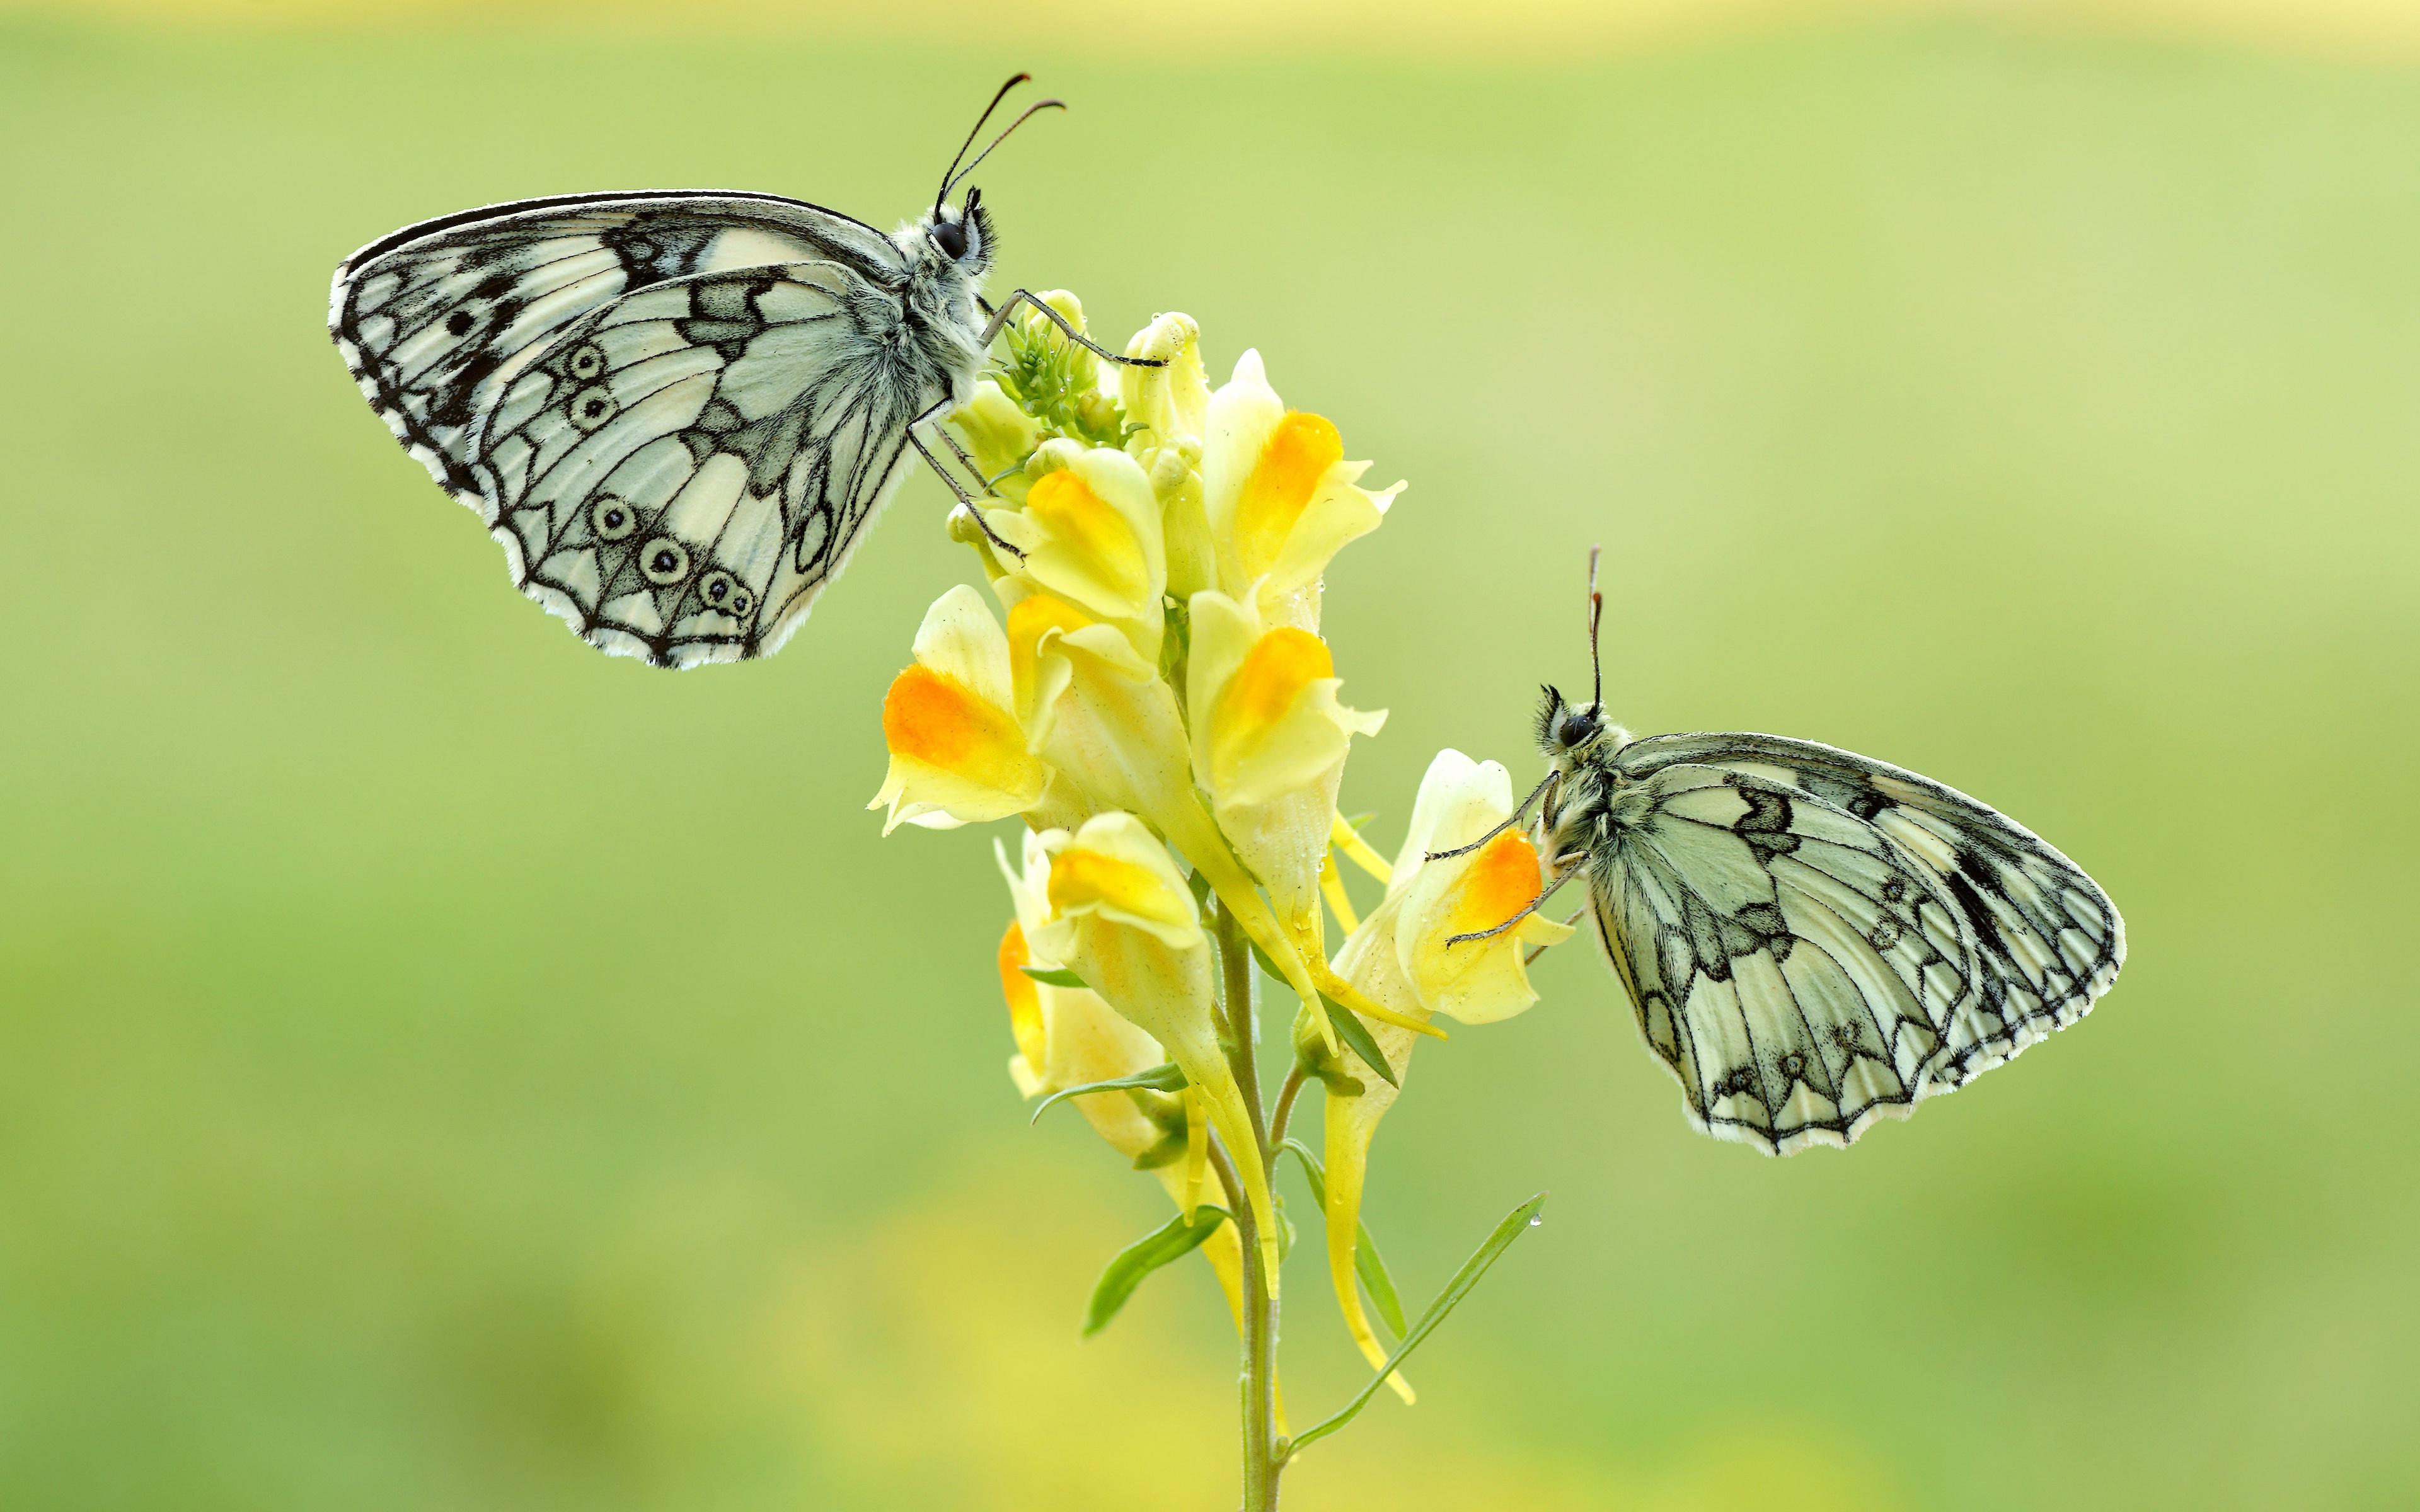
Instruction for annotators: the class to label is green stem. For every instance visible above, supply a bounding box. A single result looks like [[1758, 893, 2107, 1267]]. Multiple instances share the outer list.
[[1213, 903, 1282, 1511]]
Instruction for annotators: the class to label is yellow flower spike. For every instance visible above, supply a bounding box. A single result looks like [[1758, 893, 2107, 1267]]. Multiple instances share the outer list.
[[1032, 814, 1284, 1293], [986, 447, 1167, 665], [868, 586, 1046, 833], [1201, 350, 1403, 626]]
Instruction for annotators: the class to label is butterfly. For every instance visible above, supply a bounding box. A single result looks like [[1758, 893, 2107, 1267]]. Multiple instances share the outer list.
[[327, 76, 1150, 668], [1446, 553, 2125, 1154]]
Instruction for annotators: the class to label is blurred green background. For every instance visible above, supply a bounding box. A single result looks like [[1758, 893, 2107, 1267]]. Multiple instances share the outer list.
[[4, 8, 2417, 1509]]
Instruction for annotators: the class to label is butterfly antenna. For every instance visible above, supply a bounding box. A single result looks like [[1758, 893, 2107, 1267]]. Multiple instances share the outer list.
[[936, 73, 1032, 216], [1586, 544, 1605, 714], [943, 98, 1066, 202]]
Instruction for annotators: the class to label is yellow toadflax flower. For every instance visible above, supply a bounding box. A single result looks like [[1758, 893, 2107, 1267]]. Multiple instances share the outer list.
[[1200, 350, 1402, 630], [1315, 749, 1573, 1394], [868, 585, 1047, 832], [1028, 813, 1285, 1290], [1187, 588, 1384, 937], [986, 445, 1167, 667], [993, 832, 1255, 1329]]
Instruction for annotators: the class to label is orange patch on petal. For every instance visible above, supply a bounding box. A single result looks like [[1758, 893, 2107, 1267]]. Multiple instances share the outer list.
[[1235, 411, 1342, 579], [1449, 832, 1545, 940], [996, 920, 1048, 1069], [1219, 628, 1332, 731], [882, 663, 1031, 790]]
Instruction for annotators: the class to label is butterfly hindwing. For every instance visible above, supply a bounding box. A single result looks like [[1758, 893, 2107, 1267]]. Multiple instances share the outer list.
[[1591, 736, 2124, 1154], [477, 262, 938, 666], [330, 192, 926, 664]]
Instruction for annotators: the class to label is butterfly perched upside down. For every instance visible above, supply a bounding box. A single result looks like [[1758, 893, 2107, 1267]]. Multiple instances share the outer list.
[[1457, 554, 2125, 1155], [326, 75, 1158, 669]]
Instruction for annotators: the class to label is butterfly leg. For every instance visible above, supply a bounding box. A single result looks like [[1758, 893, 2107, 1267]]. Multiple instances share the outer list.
[[911, 430, 1028, 561], [1425, 771, 1560, 862], [905, 397, 1029, 560], [1445, 860, 1586, 948], [978, 290, 1167, 367], [913, 394, 998, 497]]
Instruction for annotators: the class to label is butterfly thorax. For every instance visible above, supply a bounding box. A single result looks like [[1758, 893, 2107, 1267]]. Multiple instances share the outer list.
[[890, 202, 996, 410], [1533, 682, 1634, 864]]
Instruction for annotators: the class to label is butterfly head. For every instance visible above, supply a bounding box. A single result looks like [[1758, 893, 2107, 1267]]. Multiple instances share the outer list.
[[1535, 685, 1627, 765], [920, 188, 996, 272], [919, 73, 1058, 275]]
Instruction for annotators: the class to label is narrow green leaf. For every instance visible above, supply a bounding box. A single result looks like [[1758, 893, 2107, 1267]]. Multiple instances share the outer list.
[[1341, 811, 1378, 831], [1319, 994, 1400, 1088], [1082, 1207, 1229, 1337], [1181, 861, 1213, 912], [1028, 1063, 1188, 1124], [1283, 1191, 1548, 1460], [1281, 1139, 1409, 1338], [1019, 965, 1089, 989]]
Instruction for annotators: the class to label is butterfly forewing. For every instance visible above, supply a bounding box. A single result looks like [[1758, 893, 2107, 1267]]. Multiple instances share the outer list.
[[1588, 736, 2124, 1154], [330, 192, 928, 666]]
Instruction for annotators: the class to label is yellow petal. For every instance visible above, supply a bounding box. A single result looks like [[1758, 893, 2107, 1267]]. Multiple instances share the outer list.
[[946, 378, 1041, 484], [1122, 311, 1211, 444], [1234, 412, 1343, 585], [1040, 813, 1203, 951], [988, 449, 1165, 648]]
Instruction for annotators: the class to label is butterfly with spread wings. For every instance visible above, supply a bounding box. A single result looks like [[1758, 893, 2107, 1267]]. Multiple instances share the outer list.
[[1444, 554, 2125, 1155], [328, 76, 1151, 668]]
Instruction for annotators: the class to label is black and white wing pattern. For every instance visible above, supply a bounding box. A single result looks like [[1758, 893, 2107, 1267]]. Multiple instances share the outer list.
[[330, 193, 928, 666], [1589, 733, 2123, 1154]]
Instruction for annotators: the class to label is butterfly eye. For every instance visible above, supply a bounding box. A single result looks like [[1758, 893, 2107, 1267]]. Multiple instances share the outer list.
[[1558, 712, 1596, 747], [568, 385, 618, 432], [640, 537, 691, 585], [591, 497, 638, 542], [567, 343, 608, 381], [930, 218, 967, 260]]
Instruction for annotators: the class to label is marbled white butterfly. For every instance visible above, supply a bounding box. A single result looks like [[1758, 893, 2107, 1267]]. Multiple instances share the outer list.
[[1443, 553, 2126, 1154], [328, 75, 1151, 668]]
